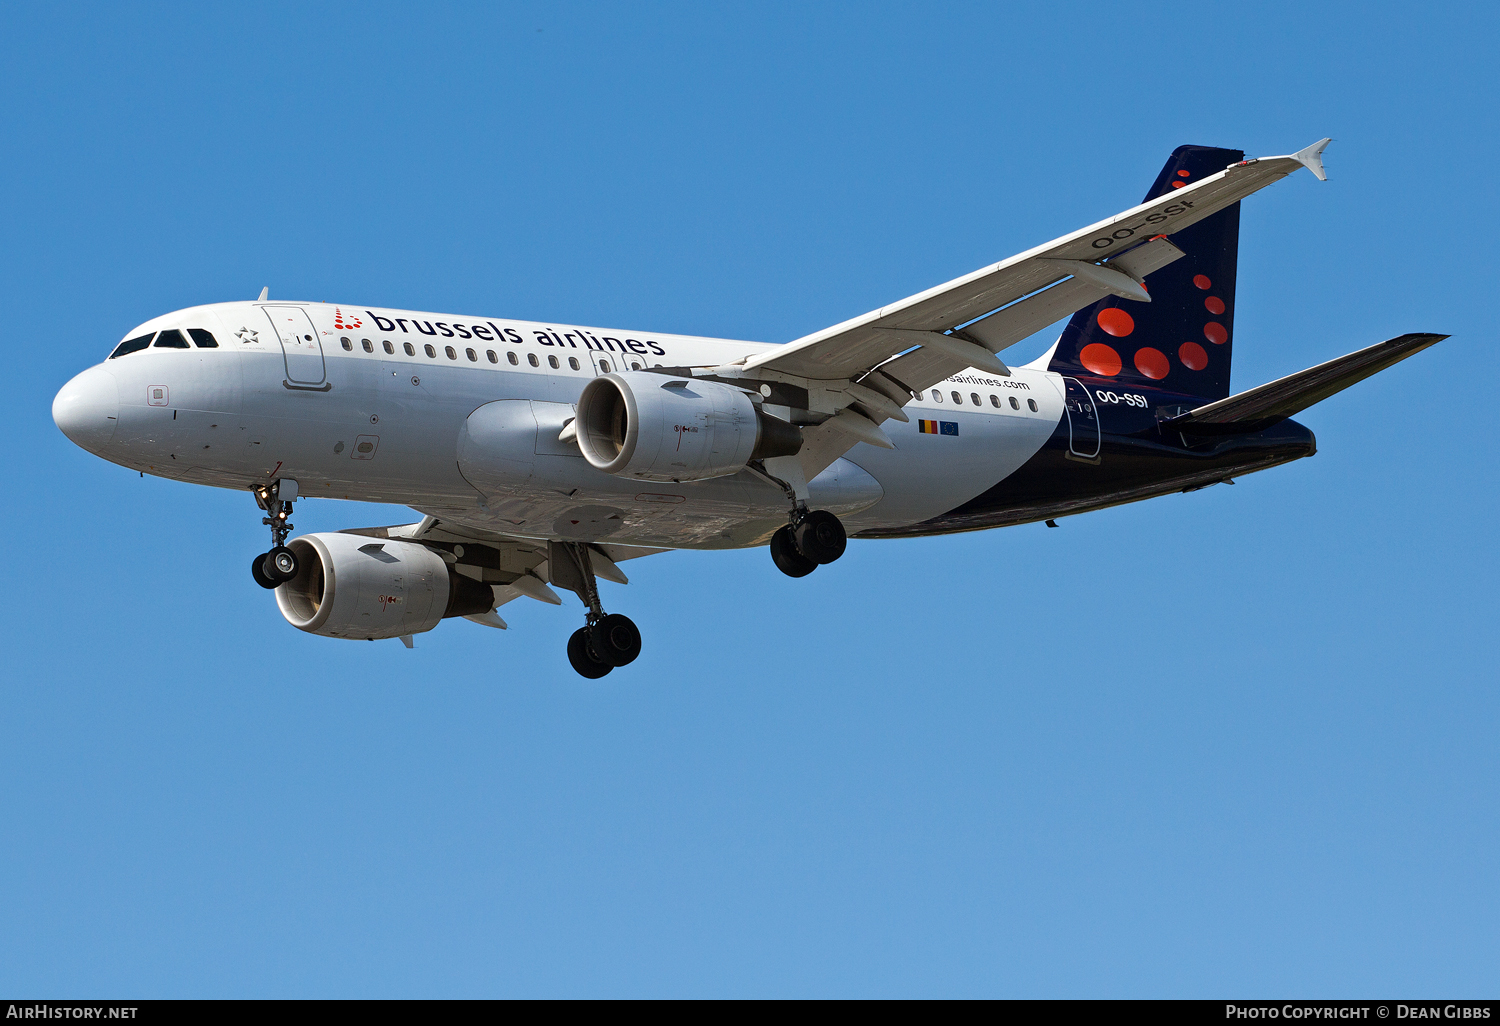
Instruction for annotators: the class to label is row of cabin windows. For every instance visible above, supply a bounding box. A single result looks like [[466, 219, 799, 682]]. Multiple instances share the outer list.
[[919, 389, 1039, 412], [336, 337, 647, 374], [109, 328, 218, 358]]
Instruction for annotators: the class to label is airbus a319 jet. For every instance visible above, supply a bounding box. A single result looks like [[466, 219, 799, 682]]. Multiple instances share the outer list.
[[53, 139, 1446, 676]]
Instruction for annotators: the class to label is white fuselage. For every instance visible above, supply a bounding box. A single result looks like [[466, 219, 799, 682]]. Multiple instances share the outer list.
[[56, 300, 1068, 548]]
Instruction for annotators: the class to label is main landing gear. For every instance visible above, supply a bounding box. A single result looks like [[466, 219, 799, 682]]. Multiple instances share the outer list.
[[250, 480, 299, 590], [770, 508, 847, 577], [555, 542, 642, 679]]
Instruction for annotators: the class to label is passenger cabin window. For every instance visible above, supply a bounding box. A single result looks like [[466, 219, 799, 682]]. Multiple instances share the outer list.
[[340, 337, 353, 351], [487, 350, 498, 363], [383, 341, 394, 354], [630, 362, 641, 370], [599, 359, 611, 372], [989, 395, 1000, 408], [362, 339, 374, 353], [424, 344, 436, 358], [110, 334, 154, 358], [971, 393, 981, 406], [547, 355, 559, 369], [445, 346, 457, 360], [188, 329, 218, 348], [1028, 399, 1038, 412], [506, 351, 517, 365], [568, 357, 580, 370], [403, 342, 415, 356], [1009, 396, 1020, 410], [527, 353, 539, 367], [932, 390, 942, 402], [466, 348, 477, 362], [153, 329, 190, 349], [950, 391, 962, 404]]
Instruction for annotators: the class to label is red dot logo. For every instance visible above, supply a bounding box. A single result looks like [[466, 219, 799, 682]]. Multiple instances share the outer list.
[[1193, 274, 1212, 290], [1080, 343, 1122, 376], [1205, 296, 1226, 315], [1176, 170, 1191, 177], [1204, 321, 1229, 345], [1134, 348, 1169, 379], [1179, 342, 1208, 370], [1096, 307, 1135, 337], [1170, 181, 1185, 188]]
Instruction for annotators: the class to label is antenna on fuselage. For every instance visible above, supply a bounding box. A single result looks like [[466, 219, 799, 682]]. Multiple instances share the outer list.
[[257, 286, 268, 301]]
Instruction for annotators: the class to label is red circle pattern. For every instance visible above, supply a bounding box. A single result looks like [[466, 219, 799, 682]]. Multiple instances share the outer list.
[[1096, 308, 1135, 337], [1179, 342, 1208, 370], [1080, 343, 1122, 376], [1204, 321, 1228, 345], [1134, 348, 1169, 379], [1205, 296, 1226, 315], [1193, 274, 1212, 290]]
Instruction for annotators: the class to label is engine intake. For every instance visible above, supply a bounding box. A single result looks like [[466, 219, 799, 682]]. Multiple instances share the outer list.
[[275, 532, 495, 641], [575, 372, 801, 483]]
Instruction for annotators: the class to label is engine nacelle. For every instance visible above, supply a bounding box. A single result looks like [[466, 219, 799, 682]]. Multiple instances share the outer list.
[[575, 372, 801, 483], [275, 532, 495, 641]]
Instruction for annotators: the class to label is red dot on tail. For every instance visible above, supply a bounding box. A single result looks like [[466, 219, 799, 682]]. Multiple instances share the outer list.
[[1171, 181, 1185, 188], [1179, 342, 1208, 370], [1134, 347, 1170, 379], [1204, 321, 1229, 345], [1177, 170, 1191, 177], [1205, 296, 1226, 315], [1080, 343, 1122, 376], [1193, 274, 1212, 289], [1096, 307, 1135, 337]]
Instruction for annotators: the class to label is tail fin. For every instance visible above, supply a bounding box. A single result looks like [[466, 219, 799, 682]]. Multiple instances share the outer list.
[[1049, 144, 1245, 400]]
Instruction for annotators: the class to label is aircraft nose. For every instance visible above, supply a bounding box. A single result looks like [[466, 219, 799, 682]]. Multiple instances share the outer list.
[[53, 364, 120, 452]]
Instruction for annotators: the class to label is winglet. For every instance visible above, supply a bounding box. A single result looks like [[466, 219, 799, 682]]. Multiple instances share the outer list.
[[257, 286, 269, 301], [1293, 138, 1332, 181]]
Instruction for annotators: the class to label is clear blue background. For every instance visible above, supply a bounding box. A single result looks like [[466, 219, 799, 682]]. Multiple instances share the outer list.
[[2, 0, 1494, 998]]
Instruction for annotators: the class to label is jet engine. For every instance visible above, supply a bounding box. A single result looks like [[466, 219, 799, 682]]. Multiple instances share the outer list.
[[574, 371, 801, 483], [274, 531, 495, 641]]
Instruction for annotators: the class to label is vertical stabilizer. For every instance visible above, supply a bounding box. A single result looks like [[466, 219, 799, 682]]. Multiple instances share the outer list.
[[1049, 145, 1244, 400]]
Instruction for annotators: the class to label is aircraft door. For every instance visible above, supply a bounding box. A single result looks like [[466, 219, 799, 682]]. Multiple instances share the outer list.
[[1063, 377, 1100, 459], [262, 306, 327, 386]]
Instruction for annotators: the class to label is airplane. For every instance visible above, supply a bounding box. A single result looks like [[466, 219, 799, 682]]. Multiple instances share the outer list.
[[52, 139, 1447, 677]]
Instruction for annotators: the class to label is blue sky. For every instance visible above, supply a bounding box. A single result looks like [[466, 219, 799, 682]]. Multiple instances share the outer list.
[[3, 0, 1496, 998]]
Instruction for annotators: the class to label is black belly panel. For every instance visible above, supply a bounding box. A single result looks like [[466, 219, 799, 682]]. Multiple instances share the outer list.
[[856, 415, 1317, 538]]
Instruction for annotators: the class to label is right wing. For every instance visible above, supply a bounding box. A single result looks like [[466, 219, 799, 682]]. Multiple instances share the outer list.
[[739, 138, 1332, 390], [700, 139, 1331, 485]]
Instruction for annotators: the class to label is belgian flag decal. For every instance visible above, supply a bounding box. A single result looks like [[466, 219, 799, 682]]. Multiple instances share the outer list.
[[918, 420, 959, 436]]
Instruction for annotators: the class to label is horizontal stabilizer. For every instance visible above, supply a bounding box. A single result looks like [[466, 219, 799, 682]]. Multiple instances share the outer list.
[[1167, 332, 1447, 432]]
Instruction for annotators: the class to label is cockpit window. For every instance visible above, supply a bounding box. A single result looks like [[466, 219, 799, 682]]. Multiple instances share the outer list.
[[188, 328, 218, 348], [153, 329, 190, 348], [110, 334, 154, 358]]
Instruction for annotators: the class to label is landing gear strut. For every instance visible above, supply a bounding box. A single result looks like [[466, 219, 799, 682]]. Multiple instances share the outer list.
[[250, 480, 299, 590], [555, 542, 642, 678], [770, 507, 847, 578]]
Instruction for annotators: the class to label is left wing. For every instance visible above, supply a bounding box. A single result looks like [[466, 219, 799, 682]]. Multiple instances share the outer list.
[[343, 517, 667, 626]]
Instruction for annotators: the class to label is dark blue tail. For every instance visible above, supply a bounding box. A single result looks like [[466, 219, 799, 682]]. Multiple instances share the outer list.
[[1048, 145, 1244, 401]]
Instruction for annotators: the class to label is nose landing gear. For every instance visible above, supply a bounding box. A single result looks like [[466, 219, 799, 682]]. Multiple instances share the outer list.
[[553, 542, 642, 678], [250, 480, 300, 589], [770, 507, 847, 578]]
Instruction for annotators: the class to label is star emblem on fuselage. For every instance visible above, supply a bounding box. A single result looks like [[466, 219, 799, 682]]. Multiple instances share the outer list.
[[236, 327, 259, 343]]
